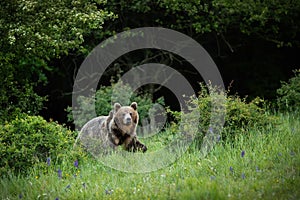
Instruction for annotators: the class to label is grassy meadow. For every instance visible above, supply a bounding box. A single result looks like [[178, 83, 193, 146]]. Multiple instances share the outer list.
[[0, 112, 299, 200]]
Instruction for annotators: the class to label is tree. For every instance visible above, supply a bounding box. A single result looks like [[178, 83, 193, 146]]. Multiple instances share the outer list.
[[105, 0, 299, 48], [99, 0, 299, 99], [0, 0, 114, 122]]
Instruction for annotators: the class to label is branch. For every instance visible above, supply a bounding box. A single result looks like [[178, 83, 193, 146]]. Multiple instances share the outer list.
[[220, 33, 234, 53]]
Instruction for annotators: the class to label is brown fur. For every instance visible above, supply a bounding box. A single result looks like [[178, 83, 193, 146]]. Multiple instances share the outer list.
[[76, 102, 147, 154]]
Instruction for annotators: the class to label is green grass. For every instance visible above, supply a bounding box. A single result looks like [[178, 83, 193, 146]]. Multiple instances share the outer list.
[[1, 113, 299, 200]]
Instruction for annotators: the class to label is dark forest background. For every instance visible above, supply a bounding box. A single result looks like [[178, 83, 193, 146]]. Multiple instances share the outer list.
[[1, 0, 299, 125]]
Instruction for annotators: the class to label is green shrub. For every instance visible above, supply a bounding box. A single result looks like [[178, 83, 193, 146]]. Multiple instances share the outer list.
[[67, 83, 164, 128], [0, 55, 46, 123], [277, 69, 300, 112], [0, 115, 76, 175], [169, 83, 278, 142]]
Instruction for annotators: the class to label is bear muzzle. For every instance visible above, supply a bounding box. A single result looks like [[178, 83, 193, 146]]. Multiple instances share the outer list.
[[124, 115, 132, 125]]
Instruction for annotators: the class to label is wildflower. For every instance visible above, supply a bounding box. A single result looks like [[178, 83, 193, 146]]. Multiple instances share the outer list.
[[217, 135, 221, 142], [105, 189, 113, 195], [82, 182, 86, 189], [241, 173, 245, 179], [291, 128, 295, 133], [209, 127, 213, 133], [241, 150, 245, 158], [290, 151, 295, 156], [35, 176, 39, 179], [210, 176, 216, 180], [74, 160, 79, 168], [58, 169, 62, 179], [19, 194, 23, 199], [55, 197, 59, 200], [256, 166, 261, 172], [65, 184, 71, 191], [229, 166, 233, 173], [46, 157, 51, 166]]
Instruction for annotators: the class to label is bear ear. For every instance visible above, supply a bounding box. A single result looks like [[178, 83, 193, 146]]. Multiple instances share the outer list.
[[130, 102, 137, 110], [114, 103, 121, 112]]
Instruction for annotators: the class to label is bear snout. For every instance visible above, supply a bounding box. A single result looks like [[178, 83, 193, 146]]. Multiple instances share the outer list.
[[123, 113, 132, 125], [125, 117, 132, 124]]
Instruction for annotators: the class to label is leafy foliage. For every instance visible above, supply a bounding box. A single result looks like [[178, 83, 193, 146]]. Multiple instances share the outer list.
[[169, 83, 278, 142], [0, 115, 76, 175], [1, 0, 298, 124], [0, 0, 114, 123], [67, 83, 165, 128], [277, 69, 300, 111], [1, 0, 114, 59], [0, 54, 46, 123], [107, 0, 300, 48]]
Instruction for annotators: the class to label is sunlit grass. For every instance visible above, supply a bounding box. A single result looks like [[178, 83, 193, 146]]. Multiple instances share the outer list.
[[1, 112, 299, 199]]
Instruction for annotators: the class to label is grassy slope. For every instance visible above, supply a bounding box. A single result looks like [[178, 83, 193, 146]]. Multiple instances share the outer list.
[[1, 113, 299, 200]]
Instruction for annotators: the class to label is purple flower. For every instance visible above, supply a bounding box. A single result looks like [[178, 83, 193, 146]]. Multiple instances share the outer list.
[[241, 150, 245, 158], [58, 169, 62, 179], [291, 128, 295, 133], [256, 166, 261, 172], [74, 160, 79, 168], [19, 194, 23, 199], [208, 127, 213, 133], [55, 198, 59, 200], [65, 184, 71, 190], [216, 135, 221, 142], [46, 157, 51, 166], [210, 176, 216, 180], [241, 173, 245, 179], [229, 166, 233, 173]]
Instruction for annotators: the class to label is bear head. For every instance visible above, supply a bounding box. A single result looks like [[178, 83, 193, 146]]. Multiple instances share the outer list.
[[114, 102, 138, 125], [109, 102, 139, 139]]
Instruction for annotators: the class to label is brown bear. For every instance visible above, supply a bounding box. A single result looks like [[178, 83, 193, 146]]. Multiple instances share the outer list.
[[75, 102, 147, 155]]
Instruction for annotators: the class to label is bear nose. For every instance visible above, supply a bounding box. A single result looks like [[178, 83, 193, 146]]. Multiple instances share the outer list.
[[126, 117, 131, 123]]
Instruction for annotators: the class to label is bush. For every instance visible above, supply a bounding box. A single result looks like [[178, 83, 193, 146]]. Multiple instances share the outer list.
[[0, 55, 46, 123], [169, 83, 278, 142], [67, 83, 165, 128], [0, 115, 76, 175], [277, 69, 300, 112]]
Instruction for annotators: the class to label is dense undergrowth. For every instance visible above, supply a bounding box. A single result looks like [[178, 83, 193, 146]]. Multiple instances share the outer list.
[[0, 111, 299, 199], [0, 71, 299, 199]]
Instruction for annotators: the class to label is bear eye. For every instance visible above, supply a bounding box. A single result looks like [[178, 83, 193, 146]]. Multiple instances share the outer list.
[[129, 112, 133, 116]]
